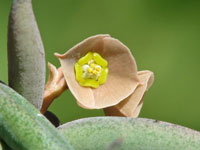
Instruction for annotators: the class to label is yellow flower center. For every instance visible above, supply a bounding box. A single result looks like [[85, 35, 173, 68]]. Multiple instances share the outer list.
[[75, 52, 109, 88]]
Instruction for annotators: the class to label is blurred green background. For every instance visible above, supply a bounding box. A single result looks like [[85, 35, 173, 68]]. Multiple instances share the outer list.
[[1, 0, 200, 130]]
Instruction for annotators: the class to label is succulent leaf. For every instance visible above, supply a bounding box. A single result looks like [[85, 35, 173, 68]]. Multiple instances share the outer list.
[[58, 117, 200, 150], [7, 0, 46, 110], [0, 83, 73, 150]]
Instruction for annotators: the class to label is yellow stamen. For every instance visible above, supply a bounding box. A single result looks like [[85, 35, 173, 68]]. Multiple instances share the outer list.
[[95, 66, 101, 71], [90, 63, 95, 68], [92, 70, 97, 75], [88, 68, 93, 73]]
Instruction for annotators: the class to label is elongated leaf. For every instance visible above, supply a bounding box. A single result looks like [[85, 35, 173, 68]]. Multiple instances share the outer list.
[[7, 0, 45, 109], [0, 83, 73, 150], [58, 117, 200, 150]]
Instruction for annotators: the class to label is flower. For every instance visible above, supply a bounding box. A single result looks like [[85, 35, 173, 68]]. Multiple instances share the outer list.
[[55, 34, 154, 117]]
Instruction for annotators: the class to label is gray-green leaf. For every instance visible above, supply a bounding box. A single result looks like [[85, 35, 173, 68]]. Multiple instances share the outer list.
[[7, 0, 46, 110], [0, 83, 73, 150], [58, 117, 200, 150]]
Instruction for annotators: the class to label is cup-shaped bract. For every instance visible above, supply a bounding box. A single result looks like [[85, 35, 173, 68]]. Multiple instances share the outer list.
[[55, 35, 140, 109]]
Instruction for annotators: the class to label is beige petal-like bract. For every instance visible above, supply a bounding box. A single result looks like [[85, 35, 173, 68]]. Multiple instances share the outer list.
[[104, 70, 154, 117], [44, 63, 67, 98], [41, 63, 67, 114], [55, 34, 140, 109]]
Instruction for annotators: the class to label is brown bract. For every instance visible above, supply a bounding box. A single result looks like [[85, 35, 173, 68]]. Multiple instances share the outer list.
[[55, 34, 154, 117]]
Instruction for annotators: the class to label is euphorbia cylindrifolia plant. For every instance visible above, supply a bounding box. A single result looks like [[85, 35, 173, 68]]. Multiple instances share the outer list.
[[0, 0, 200, 150]]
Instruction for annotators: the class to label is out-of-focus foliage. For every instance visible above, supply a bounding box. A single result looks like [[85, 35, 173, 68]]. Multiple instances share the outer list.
[[0, 0, 200, 130]]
